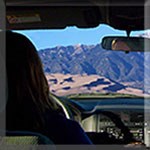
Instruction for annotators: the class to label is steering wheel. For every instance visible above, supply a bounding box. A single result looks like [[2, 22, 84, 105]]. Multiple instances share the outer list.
[[96, 110, 136, 144], [83, 110, 137, 144], [85, 110, 137, 144]]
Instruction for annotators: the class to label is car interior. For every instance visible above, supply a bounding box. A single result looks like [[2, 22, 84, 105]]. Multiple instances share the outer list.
[[1, 0, 150, 149]]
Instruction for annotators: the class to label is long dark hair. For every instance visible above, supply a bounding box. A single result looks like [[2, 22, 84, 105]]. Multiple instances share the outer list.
[[6, 32, 60, 130]]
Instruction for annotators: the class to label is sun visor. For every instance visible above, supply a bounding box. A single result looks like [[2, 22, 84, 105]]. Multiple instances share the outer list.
[[6, 6, 102, 30]]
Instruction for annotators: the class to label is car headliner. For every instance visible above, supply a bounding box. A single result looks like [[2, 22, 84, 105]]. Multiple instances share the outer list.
[[6, 0, 148, 31]]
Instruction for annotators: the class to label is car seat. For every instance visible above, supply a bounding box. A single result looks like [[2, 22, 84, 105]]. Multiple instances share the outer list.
[[4, 130, 54, 145]]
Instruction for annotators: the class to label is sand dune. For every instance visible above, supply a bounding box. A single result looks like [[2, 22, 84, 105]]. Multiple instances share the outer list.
[[46, 73, 145, 97]]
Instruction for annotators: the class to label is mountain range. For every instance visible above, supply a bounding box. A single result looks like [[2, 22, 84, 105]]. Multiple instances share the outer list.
[[38, 44, 150, 95]]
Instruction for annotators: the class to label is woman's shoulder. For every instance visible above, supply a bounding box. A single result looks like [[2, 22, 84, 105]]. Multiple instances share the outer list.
[[44, 111, 92, 144]]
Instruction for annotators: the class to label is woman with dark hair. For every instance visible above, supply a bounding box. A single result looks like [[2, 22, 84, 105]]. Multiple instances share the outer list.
[[6, 31, 92, 144]]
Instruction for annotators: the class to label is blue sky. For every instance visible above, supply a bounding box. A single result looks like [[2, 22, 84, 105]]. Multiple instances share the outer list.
[[15, 24, 145, 51]]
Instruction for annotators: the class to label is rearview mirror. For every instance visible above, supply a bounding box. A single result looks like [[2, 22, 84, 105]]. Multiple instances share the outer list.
[[101, 36, 150, 52]]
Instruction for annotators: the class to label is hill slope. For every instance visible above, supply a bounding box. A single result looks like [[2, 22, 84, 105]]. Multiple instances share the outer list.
[[38, 44, 146, 91]]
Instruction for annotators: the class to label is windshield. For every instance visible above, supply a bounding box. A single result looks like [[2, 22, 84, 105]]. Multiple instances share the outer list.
[[15, 24, 150, 98]]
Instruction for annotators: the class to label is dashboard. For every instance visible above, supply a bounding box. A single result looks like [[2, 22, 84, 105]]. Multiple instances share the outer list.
[[61, 97, 150, 147], [82, 109, 144, 142]]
